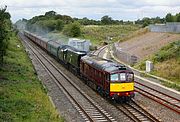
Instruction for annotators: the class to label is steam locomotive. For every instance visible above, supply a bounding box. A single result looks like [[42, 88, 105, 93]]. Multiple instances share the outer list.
[[24, 31, 135, 101]]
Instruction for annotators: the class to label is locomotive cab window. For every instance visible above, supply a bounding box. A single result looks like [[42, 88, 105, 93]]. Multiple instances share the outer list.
[[120, 73, 126, 81], [110, 74, 119, 81], [127, 73, 134, 82]]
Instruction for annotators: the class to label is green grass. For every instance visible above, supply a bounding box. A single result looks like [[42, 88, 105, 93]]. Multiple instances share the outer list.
[[0, 32, 64, 121], [47, 25, 141, 47], [80, 25, 141, 46], [134, 40, 180, 90]]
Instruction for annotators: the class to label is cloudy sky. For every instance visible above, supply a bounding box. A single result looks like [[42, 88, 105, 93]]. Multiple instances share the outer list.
[[1, 0, 180, 22]]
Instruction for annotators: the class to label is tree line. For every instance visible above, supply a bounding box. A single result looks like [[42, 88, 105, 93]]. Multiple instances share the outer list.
[[15, 11, 180, 37], [15, 11, 134, 37], [0, 6, 11, 66], [165, 13, 180, 22]]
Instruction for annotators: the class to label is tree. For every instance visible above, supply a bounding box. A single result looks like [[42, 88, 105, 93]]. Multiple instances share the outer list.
[[45, 11, 56, 16], [176, 13, 180, 22], [101, 15, 112, 25], [56, 20, 64, 31], [0, 6, 11, 65], [63, 22, 81, 37], [165, 13, 173, 22]]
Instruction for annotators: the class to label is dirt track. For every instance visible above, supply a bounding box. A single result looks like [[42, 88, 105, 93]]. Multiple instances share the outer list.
[[118, 32, 180, 59]]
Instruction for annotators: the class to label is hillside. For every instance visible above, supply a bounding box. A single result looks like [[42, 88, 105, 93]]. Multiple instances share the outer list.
[[81, 25, 140, 45], [135, 40, 180, 89], [117, 32, 180, 60]]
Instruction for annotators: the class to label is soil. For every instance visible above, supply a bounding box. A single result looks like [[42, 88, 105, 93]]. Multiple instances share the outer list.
[[118, 32, 180, 59]]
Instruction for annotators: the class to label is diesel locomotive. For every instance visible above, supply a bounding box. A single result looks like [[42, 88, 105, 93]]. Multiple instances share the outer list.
[[24, 31, 135, 101]]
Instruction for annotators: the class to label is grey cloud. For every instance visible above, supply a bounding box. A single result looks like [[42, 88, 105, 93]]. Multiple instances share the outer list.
[[2, 0, 180, 22]]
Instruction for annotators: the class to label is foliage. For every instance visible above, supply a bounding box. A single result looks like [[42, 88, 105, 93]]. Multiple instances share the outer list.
[[20, 11, 73, 34], [165, 13, 180, 22], [152, 40, 180, 62], [75, 17, 101, 25], [165, 13, 174, 22], [0, 32, 63, 121], [176, 13, 180, 22], [101, 15, 113, 25], [81, 25, 140, 45], [0, 6, 11, 65], [134, 40, 180, 84], [45, 11, 56, 16], [56, 20, 64, 31], [63, 22, 81, 37], [135, 12, 180, 26], [136, 17, 165, 26]]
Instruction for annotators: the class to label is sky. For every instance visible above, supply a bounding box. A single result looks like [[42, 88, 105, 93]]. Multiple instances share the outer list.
[[1, 0, 180, 23]]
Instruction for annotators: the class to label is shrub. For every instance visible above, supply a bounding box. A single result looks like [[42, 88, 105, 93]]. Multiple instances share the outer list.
[[153, 40, 180, 62], [63, 22, 81, 37], [0, 6, 11, 65]]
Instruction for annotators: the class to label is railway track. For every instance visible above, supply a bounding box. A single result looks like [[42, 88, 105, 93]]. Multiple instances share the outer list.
[[105, 43, 180, 115], [19, 33, 116, 122], [19, 33, 163, 122], [135, 81, 180, 115], [113, 100, 160, 122], [92, 45, 108, 56]]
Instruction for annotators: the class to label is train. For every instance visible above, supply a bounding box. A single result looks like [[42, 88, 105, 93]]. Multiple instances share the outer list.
[[24, 31, 135, 101]]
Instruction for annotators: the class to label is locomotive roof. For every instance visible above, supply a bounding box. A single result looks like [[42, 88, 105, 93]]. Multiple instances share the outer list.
[[81, 55, 132, 73], [61, 45, 87, 55], [48, 41, 62, 48]]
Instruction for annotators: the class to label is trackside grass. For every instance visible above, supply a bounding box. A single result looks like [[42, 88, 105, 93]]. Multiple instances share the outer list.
[[134, 40, 180, 91], [81, 25, 141, 45], [0, 32, 64, 121]]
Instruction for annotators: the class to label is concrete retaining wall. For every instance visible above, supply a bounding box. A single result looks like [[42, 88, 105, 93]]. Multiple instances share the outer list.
[[112, 43, 138, 65], [149, 22, 180, 33]]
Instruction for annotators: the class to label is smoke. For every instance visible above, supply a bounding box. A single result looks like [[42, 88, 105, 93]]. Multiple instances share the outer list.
[[24, 23, 68, 44]]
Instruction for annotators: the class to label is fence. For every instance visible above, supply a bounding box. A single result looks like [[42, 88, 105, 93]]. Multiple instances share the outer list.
[[112, 43, 139, 65]]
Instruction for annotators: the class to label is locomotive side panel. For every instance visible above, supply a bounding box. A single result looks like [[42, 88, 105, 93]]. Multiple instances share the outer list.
[[47, 41, 61, 57]]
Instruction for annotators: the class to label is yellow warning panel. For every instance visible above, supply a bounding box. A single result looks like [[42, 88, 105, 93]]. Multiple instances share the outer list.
[[110, 83, 134, 92]]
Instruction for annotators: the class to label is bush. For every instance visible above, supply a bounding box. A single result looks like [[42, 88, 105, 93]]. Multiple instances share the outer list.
[[0, 6, 11, 65], [56, 20, 64, 31], [63, 22, 81, 37], [153, 40, 180, 62]]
